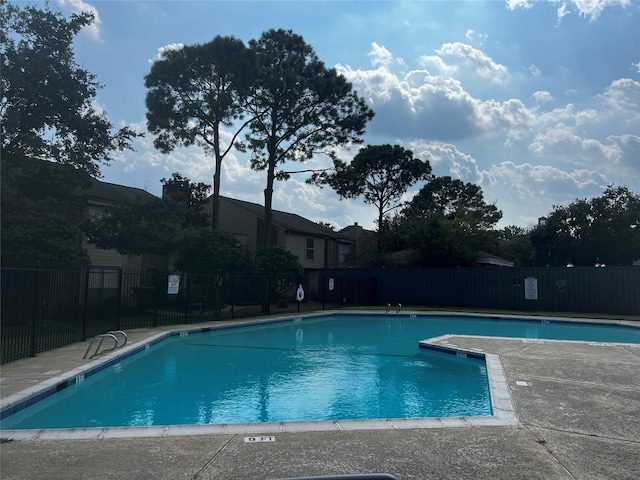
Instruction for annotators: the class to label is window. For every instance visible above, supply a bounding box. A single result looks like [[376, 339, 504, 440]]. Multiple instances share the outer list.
[[339, 243, 351, 264], [88, 267, 120, 289], [306, 237, 314, 260]]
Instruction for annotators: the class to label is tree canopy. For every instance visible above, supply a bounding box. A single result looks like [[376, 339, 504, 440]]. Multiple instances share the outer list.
[[1, 0, 138, 263], [243, 29, 374, 245], [531, 185, 640, 266], [85, 173, 211, 257], [1, 1, 137, 176], [311, 144, 432, 239], [405, 176, 502, 233], [254, 246, 303, 277], [174, 229, 253, 274], [388, 176, 502, 267], [145, 36, 254, 229]]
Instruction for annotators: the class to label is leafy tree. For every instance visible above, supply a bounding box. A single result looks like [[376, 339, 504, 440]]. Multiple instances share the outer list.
[[174, 229, 253, 273], [396, 215, 477, 267], [254, 246, 303, 277], [316, 221, 337, 231], [160, 172, 211, 229], [145, 36, 255, 229], [86, 173, 210, 257], [2, 211, 90, 265], [406, 176, 502, 232], [254, 246, 304, 313], [243, 29, 374, 245], [531, 185, 640, 266], [1, 1, 138, 263], [85, 195, 172, 256], [173, 229, 253, 317], [1, 1, 137, 175], [395, 176, 502, 266], [496, 225, 535, 266], [312, 144, 431, 244]]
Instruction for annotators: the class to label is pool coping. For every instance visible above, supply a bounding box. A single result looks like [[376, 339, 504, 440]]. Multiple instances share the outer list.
[[1, 311, 637, 439]]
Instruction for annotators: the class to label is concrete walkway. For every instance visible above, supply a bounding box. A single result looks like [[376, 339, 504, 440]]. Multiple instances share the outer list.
[[1, 315, 639, 479]]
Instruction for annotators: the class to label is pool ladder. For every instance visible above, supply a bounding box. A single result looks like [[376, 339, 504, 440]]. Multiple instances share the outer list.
[[83, 331, 128, 359]]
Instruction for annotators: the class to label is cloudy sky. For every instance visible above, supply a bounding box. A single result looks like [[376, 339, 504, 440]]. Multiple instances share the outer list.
[[53, 0, 639, 231]]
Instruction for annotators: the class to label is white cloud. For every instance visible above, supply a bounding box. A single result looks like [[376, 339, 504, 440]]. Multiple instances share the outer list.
[[550, 0, 633, 21], [337, 51, 532, 143], [528, 124, 618, 166], [506, 0, 533, 10], [436, 42, 508, 84], [598, 78, 640, 121], [532, 91, 553, 104], [416, 55, 458, 77], [150, 43, 185, 64], [507, 0, 633, 21], [57, 0, 102, 41], [478, 98, 535, 140], [488, 160, 607, 225], [529, 64, 542, 77], [408, 141, 486, 184], [606, 134, 640, 173], [368, 42, 394, 68], [465, 29, 488, 45], [491, 161, 607, 200], [556, 2, 572, 21]]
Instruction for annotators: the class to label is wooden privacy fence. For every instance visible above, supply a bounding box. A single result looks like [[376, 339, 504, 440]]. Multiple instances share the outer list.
[[321, 266, 640, 316]]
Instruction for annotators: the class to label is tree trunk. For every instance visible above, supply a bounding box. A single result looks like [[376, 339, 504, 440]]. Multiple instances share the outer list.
[[262, 132, 277, 246], [212, 163, 221, 230], [263, 162, 275, 246], [212, 128, 222, 230], [377, 207, 384, 251]]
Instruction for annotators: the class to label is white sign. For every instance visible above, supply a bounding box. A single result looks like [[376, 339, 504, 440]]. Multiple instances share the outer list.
[[244, 436, 275, 443], [328, 278, 335, 291], [524, 277, 538, 300], [168, 275, 180, 294]]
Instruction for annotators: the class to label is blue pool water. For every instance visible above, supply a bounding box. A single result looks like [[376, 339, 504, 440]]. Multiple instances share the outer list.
[[2, 314, 639, 430]]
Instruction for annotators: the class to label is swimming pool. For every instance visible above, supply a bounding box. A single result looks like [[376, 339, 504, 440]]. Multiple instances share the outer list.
[[1, 313, 639, 433]]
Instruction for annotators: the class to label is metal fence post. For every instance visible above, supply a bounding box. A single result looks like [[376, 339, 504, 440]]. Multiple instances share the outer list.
[[116, 268, 123, 331], [231, 273, 235, 320], [153, 271, 158, 328], [28, 269, 41, 357], [184, 273, 189, 324], [82, 266, 90, 341]]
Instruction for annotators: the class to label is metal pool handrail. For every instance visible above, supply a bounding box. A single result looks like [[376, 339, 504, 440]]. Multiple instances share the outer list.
[[83, 331, 128, 359]]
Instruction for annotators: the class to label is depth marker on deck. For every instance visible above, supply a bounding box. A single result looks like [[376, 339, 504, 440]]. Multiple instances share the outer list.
[[245, 436, 275, 443]]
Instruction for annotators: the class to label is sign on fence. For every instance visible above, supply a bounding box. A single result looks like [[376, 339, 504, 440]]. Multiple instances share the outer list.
[[167, 275, 180, 294], [524, 276, 538, 300]]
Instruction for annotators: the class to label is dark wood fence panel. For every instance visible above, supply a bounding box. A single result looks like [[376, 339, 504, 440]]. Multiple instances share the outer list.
[[322, 266, 640, 315]]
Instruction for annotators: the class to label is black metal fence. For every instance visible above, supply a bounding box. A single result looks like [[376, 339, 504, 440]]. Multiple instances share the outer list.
[[321, 266, 640, 316], [1, 265, 313, 364], [3, 263, 638, 364]]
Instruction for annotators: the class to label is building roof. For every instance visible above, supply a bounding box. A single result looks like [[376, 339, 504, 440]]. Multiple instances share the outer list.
[[83, 179, 347, 239], [477, 251, 514, 267], [339, 222, 378, 242], [220, 196, 344, 239], [82, 179, 159, 204]]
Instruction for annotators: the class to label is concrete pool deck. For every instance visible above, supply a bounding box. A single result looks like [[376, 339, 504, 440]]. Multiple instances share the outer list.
[[1, 312, 639, 479]]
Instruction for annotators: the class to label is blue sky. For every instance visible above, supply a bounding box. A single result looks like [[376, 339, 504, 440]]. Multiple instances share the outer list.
[[51, 0, 639, 230]]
